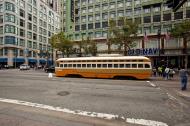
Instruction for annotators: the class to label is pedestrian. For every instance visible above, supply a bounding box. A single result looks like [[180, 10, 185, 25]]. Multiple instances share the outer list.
[[179, 66, 188, 91], [164, 66, 170, 80], [152, 67, 157, 77], [48, 72, 53, 78], [169, 68, 175, 79]]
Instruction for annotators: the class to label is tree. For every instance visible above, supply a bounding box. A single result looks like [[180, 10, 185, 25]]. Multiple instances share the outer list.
[[49, 32, 73, 57], [109, 17, 139, 56], [170, 20, 190, 68], [76, 36, 97, 56]]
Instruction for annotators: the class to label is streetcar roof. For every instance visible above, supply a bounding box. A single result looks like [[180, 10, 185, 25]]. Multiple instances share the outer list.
[[56, 56, 150, 61]]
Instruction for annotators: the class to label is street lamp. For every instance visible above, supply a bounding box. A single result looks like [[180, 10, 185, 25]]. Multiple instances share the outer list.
[[157, 29, 161, 66]]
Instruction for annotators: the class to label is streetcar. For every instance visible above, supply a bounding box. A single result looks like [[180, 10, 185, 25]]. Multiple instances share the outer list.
[[55, 56, 152, 79]]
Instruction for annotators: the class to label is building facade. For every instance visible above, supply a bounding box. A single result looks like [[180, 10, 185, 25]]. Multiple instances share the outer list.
[[0, 0, 60, 68], [60, 0, 190, 68]]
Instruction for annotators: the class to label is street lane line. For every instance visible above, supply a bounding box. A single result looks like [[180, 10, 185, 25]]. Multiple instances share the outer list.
[[0, 98, 168, 126], [146, 81, 156, 87]]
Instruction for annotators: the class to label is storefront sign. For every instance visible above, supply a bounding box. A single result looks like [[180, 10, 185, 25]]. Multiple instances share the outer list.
[[128, 48, 159, 56]]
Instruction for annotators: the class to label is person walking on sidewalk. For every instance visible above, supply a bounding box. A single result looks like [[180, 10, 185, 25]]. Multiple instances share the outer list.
[[179, 66, 188, 91]]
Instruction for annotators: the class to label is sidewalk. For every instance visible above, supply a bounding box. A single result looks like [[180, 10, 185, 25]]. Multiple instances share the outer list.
[[150, 75, 190, 100]]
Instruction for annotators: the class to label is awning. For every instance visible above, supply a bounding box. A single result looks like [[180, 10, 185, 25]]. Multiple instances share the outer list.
[[28, 59, 37, 63], [0, 58, 8, 62], [39, 59, 46, 64], [13, 58, 25, 62]]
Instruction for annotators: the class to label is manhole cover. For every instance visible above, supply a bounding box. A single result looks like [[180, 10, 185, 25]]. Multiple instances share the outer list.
[[57, 91, 70, 96]]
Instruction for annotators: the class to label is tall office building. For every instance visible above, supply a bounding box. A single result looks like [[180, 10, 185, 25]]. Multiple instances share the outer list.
[[60, 0, 190, 68], [0, 0, 60, 68]]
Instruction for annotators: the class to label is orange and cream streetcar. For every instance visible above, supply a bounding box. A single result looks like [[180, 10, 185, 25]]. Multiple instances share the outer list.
[[55, 56, 152, 79]]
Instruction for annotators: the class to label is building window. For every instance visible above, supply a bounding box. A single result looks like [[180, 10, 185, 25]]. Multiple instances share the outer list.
[[33, 33, 37, 40], [88, 6, 93, 13], [0, 26, 3, 34], [0, 15, 3, 23], [134, 8, 141, 15], [5, 25, 15, 33], [95, 32, 101, 38], [95, 14, 100, 21], [102, 21, 108, 28], [28, 4, 32, 13], [144, 8, 150, 13], [33, 16, 37, 23], [163, 13, 171, 21], [20, 9, 25, 17], [5, 2, 15, 12], [33, 25, 37, 32], [19, 39, 25, 47], [20, 19, 25, 27], [27, 31, 32, 39], [27, 40, 32, 48], [19, 0, 25, 8], [0, 4, 3, 13], [4, 36, 16, 45], [75, 25, 80, 31], [95, 22, 101, 29], [102, 3, 108, 10], [118, 10, 124, 17], [88, 23, 93, 29], [174, 12, 183, 20], [81, 24, 86, 30], [144, 16, 151, 23], [28, 13, 32, 21], [110, 12, 116, 18], [153, 15, 161, 22], [186, 10, 190, 18], [102, 13, 108, 20], [27, 22, 32, 30], [20, 29, 25, 37], [95, 5, 100, 11], [5, 13, 15, 23], [0, 37, 3, 45], [126, 9, 132, 16], [88, 15, 93, 22]]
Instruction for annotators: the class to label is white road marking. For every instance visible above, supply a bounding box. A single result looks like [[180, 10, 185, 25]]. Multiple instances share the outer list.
[[0, 98, 168, 126], [146, 81, 156, 87]]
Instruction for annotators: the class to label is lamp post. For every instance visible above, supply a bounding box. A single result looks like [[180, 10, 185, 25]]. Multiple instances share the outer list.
[[157, 29, 161, 66], [51, 48, 54, 66]]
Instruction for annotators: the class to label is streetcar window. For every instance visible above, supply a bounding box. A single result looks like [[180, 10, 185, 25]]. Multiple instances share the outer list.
[[114, 64, 118, 68], [68, 64, 72, 67], [120, 64, 124, 68], [77, 64, 81, 67], [92, 64, 96, 68], [138, 64, 143, 68], [125, 64, 130, 68], [108, 64, 112, 68], [64, 64, 67, 67], [60, 64, 63, 67], [102, 64, 107, 68], [73, 64, 76, 67], [82, 64, 86, 68], [132, 64, 137, 68], [87, 64, 91, 68], [145, 64, 150, 68], [97, 64, 101, 68]]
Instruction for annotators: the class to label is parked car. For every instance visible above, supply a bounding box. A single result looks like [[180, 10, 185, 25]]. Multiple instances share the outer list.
[[44, 66, 55, 73], [20, 64, 30, 70]]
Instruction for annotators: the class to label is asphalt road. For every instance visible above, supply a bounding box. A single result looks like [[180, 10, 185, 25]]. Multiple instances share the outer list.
[[0, 69, 190, 126]]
